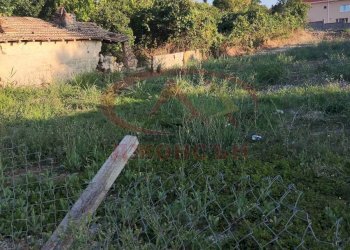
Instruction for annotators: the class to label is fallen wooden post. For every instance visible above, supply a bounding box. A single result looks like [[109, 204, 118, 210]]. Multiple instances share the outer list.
[[42, 135, 139, 250]]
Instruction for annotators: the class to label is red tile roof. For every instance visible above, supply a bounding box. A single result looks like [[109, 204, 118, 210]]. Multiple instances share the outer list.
[[0, 16, 128, 43]]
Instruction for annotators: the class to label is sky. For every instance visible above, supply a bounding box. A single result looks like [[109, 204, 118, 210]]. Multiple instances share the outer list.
[[260, 0, 278, 8], [201, 0, 278, 8]]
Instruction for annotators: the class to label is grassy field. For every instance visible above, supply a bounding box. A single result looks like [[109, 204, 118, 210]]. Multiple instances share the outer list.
[[0, 41, 350, 248]]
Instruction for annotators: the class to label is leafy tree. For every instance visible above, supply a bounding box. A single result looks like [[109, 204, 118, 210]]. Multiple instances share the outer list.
[[89, 0, 134, 57], [131, 0, 193, 48], [218, 3, 267, 34], [57, 0, 95, 21], [0, 0, 96, 20], [38, 0, 58, 19], [12, 0, 46, 17], [0, 0, 15, 16], [131, 0, 222, 50], [129, 0, 154, 12], [226, 6, 271, 47], [91, 0, 133, 42], [180, 3, 222, 50], [271, 0, 309, 23], [213, 0, 253, 12]]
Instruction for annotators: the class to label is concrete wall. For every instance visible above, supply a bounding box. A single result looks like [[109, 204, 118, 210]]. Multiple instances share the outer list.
[[183, 50, 205, 65], [152, 52, 184, 72], [308, 1, 350, 23], [0, 40, 102, 86], [152, 50, 204, 72], [309, 20, 350, 30]]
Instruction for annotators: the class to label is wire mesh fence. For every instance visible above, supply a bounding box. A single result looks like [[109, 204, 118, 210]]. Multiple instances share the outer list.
[[0, 138, 345, 249], [0, 138, 81, 249], [99, 163, 344, 249]]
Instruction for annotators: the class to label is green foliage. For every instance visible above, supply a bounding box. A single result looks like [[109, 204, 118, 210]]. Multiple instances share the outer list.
[[93, 0, 131, 33], [131, 0, 221, 50], [255, 58, 287, 85], [11, 0, 46, 17], [57, 0, 95, 21], [129, 0, 154, 11], [172, 3, 222, 50], [272, 0, 309, 22], [91, 0, 133, 41], [47, 0, 96, 21], [217, 0, 308, 48], [221, 4, 306, 48], [131, 0, 193, 48], [213, 0, 253, 12], [0, 0, 15, 16]]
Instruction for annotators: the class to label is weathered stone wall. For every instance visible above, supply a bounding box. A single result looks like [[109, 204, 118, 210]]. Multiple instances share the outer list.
[[183, 50, 205, 65], [152, 52, 184, 72], [0, 40, 102, 86], [98, 54, 124, 73], [152, 49, 204, 72]]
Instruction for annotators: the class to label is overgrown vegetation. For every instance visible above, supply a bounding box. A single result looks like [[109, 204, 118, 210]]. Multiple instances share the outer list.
[[1, 41, 350, 248], [0, 0, 309, 53], [220, 2, 308, 48]]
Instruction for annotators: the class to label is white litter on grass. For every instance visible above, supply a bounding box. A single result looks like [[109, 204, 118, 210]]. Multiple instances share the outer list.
[[252, 134, 263, 141], [276, 109, 284, 114]]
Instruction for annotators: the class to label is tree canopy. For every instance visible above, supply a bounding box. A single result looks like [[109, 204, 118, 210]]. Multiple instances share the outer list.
[[213, 0, 260, 12]]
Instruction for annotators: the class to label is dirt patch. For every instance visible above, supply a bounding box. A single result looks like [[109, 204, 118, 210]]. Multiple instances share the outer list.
[[263, 30, 320, 49], [222, 46, 251, 57], [221, 30, 350, 58], [221, 30, 320, 58]]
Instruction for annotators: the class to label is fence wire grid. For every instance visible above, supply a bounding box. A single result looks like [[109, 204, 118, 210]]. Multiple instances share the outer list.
[[0, 139, 345, 249]]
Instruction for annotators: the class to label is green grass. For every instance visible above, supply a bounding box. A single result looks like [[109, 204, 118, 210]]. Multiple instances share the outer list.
[[1, 41, 350, 248]]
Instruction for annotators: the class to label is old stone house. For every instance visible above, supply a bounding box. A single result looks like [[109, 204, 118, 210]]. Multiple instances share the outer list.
[[0, 8, 137, 86]]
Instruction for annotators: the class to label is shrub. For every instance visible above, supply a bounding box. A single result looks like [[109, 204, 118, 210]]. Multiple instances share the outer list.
[[222, 7, 306, 48], [225, 7, 277, 48], [255, 60, 286, 85], [271, 0, 309, 25], [0, 0, 15, 16], [8, 0, 45, 17], [219, 0, 309, 49], [130, 0, 221, 51], [87, 0, 134, 58], [172, 3, 222, 50], [213, 0, 252, 12], [130, 0, 193, 49]]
